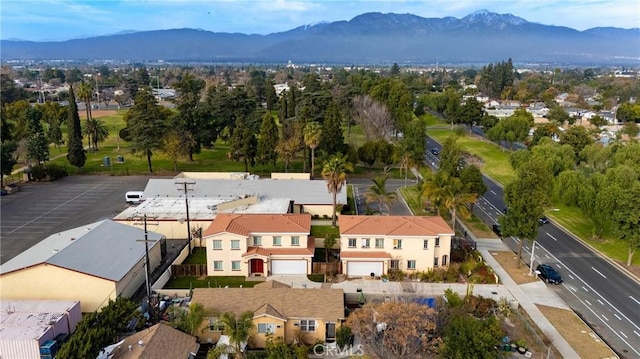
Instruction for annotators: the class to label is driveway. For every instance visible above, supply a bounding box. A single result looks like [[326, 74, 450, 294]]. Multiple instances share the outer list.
[[0, 175, 157, 264]]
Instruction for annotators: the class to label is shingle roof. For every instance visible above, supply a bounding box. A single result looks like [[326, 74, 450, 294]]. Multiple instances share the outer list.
[[192, 287, 344, 322], [203, 213, 311, 237], [108, 323, 199, 359], [0, 220, 164, 281], [254, 281, 291, 289], [338, 215, 454, 236]]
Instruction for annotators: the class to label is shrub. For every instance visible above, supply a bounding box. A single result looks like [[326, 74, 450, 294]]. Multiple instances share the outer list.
[[336, 325, 353, 349], [388, 270, 405, 281], [46, 164, 68, 181], [30, 165, 48, 180]]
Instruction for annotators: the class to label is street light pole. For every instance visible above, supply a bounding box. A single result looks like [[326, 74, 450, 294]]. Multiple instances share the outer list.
[[176, 180, 195, 253]]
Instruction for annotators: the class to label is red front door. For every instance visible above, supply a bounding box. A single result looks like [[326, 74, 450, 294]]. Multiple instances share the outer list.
[[250, 259, 264, 275]]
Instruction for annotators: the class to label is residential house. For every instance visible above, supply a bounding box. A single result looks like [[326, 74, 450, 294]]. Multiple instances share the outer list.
[[338, 215, 454, 277], [191, 282, 344, 348], [202, 213, 313, 276], [99, 323, 199, 359], [0, 220, 165, 312]]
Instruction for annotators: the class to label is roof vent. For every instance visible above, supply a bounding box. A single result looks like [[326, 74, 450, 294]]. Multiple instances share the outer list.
[[138, 340, 144, 346], [53, 249, 59, 253], [70, 238, 76, 241], [128, 345, 132, 351]]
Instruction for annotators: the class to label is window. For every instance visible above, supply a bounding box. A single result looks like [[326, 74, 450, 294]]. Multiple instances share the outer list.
[[300, 319, 316, 332], [212, 240, 222, 250], [253, 236, 262, 246], [209, 318, 225, 332], [258, 323, 276, 334], [231, 261, 241, 271], [231, 240, 240, 250], [442, 255, 448, 266], [390, 260, 399, 270], [375, 238, 384, 248], [435, 237, 440, 247], [213, 261, 223, 271], [434, 257, 439, 267], [273, 236, 282, 246], [361, 238, 370, 248], [348, 238, 357, 248], [291, 236, 300, 246], [393, 239, 402, 249], [423, 240, 429, 250], [407, 260, 416, 270]]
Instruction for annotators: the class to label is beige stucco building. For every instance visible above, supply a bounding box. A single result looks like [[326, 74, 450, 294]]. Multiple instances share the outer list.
[[0, 220, 165, 312], [338, 215, 454, 277], [191, 281, 344, 348], [202, 213, 314, 276]]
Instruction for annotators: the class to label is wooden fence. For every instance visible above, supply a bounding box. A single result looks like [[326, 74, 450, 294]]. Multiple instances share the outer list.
[[171, 264, 207, 277], [312, 262, 341, 275]]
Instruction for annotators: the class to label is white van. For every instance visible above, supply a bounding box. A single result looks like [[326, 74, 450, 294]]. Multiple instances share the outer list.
[[125, 191, 145, 204]]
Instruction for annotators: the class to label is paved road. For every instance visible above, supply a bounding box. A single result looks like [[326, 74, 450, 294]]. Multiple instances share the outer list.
[[0, 175, 153, 265], [348, 178, 412, 216], [426, 135, 640, 358]]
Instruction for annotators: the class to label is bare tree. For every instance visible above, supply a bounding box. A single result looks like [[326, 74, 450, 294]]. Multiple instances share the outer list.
[[352, 95, 395, 141]]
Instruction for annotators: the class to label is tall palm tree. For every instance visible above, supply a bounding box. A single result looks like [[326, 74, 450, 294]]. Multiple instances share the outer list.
[[441, 177, 478, 229], [398, 148, 418, 187], [218, 311, 255, 359], [77, 81, 94, 121], [364, 176, 397, 215], [420, 171, 448, 216], [82, 117, 109, 151], [322, 154, 354, 227], [304, 121, 322, 178]]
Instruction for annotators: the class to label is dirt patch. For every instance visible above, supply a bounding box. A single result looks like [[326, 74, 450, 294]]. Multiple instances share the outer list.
[[537, 305, 617, 359], [79, 109, 118, 119], [490, 251, 539, 284]]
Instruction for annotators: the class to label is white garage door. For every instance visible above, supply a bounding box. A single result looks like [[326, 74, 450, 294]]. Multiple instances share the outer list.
[[347, 262, 383, 277], [271, 260, 307, 275]]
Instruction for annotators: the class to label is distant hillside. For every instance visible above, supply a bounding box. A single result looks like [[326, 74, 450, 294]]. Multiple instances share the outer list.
[[1, 11, 638, 64]]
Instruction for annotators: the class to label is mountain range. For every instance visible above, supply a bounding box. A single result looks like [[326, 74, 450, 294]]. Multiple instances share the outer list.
[[1, 10, 639, 65]]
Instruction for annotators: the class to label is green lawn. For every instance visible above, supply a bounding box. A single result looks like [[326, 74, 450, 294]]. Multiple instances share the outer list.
[[310, 225, 340, 239], [427, 128, 515, 185], [181, 248, 207, 264], [399, 185, 428, 215], [164, 276, 259, 289]]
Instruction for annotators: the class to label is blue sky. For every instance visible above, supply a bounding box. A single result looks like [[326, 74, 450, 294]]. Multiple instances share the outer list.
[[2, 0, 639, 41]]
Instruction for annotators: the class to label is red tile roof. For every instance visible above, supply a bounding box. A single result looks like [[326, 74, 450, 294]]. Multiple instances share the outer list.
[[339, 251, 391, 259], [338, 215, 453, 236], [203, 213, 311, 237], [242, 236, 314, 257]]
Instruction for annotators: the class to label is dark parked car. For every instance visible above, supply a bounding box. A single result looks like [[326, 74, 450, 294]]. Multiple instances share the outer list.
[[492, 224, 502, 237], [536, 264, 563, 284], [430, 148, 440, 156], [538, 216, 549, 225]]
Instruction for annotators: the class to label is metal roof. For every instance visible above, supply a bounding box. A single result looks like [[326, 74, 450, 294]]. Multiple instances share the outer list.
[[0, 220, 164, 282], [113, 197, 291, 221], [144, 178, 347, 205]]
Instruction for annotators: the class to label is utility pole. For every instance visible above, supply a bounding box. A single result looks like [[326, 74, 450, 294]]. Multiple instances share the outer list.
[[95, 75, 100, 109], [176, 180, 196, 253], [134, 215, 159, 322]]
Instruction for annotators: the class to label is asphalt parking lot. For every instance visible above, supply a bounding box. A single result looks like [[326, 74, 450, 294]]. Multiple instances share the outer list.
[[0, 175, 159, 265]]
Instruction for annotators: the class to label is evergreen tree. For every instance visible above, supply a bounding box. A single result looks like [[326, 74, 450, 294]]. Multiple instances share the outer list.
[[66, 85, 86, 169], [172, 73, 206, 161], [287, 86, 299, 118], [320, 101, 345, 155], [229, 116, 257, 172], [265, 79, 278, 110], [26, 107, 49, 164], [256, 112, 279, 166], [278, 94, 288, 122], [126, 88, 168, 173]]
